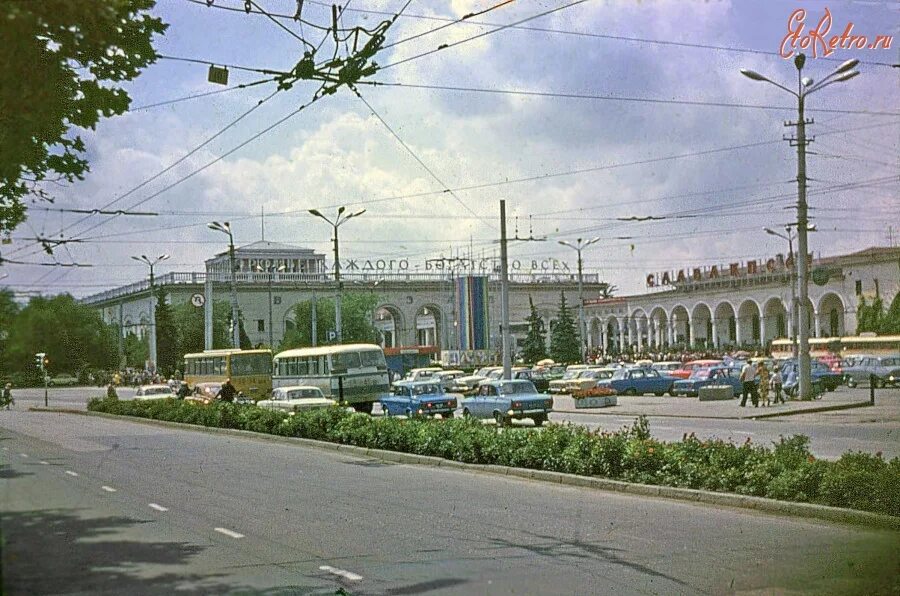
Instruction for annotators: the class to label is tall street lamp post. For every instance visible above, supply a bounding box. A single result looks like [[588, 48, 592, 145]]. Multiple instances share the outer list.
[[741, 54, 859, 400], [208, 221, 240, 348], [255, 264, 286, 348], [309, 207, 366, 343], [130, 254, 170, 372], [558, 237, 601, 362]]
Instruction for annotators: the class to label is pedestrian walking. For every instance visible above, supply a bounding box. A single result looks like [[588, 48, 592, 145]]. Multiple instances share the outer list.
[[216, 378, 237, 403], [2, 383, 13, 410], [770, 368, 784, 404], [758, 362, 770, 407], [739, 359, 759, 407]]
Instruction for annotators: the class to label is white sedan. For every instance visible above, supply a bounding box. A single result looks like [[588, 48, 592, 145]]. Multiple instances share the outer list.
[[133, 384, 177, 400], [256, 386, 335, 412]]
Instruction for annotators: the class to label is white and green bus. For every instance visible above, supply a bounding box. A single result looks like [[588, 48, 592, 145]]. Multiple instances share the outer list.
[[272, 344, 389, 413]]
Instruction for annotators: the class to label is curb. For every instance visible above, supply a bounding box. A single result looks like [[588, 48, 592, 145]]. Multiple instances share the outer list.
[[749, 401, 872, 420], [29, 407, 900, 531], [556, 400, 873, 421]]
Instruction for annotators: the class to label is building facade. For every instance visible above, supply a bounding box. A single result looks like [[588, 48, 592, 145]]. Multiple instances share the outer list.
[[583, 246, 900, 353]]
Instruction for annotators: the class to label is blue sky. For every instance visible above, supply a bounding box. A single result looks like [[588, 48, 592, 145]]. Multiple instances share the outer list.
[[4, 0, 898, 297]]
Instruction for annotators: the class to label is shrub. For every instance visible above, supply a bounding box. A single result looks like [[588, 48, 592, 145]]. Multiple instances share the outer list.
[[86, 398, 900, 517]]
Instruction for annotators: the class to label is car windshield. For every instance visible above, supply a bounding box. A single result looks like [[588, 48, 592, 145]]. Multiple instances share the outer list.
[[286, 389, 322, 399], [577, 370, 595, 378], [499, 381, 537, 395], [475, 368, 493, 377], [562, 370, 581, 380], [146, 387, 171, 395], [611, 369, 628, 380], [413, 384, 441, 395], [359, 349, 386, 369], [881, 358, 899, 366], [689, 369, 712, 380]]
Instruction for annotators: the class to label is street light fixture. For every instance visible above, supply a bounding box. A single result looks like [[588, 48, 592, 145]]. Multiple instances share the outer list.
[[741, 53, 859, 400], [131, 254, 170, 372], [255, 263, 286, 348], [308, 207, 366, 343], [558, 237, 601, 362], [208, 221, 241, 349]]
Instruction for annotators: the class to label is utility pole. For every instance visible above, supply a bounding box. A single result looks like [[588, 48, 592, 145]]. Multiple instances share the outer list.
[[131, 254, 170, 371], [500, 200, 511, 380], [559, 237, 601, 363], [208, 221, 240, 349], [741, 53, 859, 401], [311, 289, 318, 347]]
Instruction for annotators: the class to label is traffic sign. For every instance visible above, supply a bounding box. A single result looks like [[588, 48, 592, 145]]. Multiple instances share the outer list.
[[328, 330, 337, 341], [190, 293, 206, 307]]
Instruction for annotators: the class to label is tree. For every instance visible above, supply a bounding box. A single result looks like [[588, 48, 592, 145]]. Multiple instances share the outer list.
[[599, 284, 618, 299], [0, 289, 20, 376], [238, 316, 252, 350], [0, 1, 167, 233], [549, 292, 581, 364], [154, 288, 177, 376], [521, 296, 548, 364], [4, 294, 118, 374], [172, 300, 232, 357], [883, 292, 900, 334], [280, 292, 379, 350], [123, 331, 148, 369]]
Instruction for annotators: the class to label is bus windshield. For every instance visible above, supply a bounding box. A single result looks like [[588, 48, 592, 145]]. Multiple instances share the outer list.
[[230, 353, 272, 376]]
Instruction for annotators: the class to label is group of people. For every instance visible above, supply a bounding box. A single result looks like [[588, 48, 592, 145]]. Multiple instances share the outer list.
[[738, 359, 784, 407]]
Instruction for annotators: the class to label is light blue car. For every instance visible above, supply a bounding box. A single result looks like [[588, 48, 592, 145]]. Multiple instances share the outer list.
[[460, 379, 553, 427], [597, 367, 677, 396], [380, 381, 457, 418], [672, 367, 742, 397]]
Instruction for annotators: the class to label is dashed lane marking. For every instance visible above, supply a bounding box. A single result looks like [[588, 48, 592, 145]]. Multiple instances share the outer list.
[[148, 503, 168, 512], [65, 470, 78, 477], [214, 527, 244, 539], [101, 486, 117, 493], [18, 453, 28, 458], [39, 461, 49, 465], [319, 565, 363, 581]]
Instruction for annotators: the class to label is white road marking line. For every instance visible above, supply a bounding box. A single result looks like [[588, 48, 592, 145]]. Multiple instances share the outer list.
[[148, 503, 168, 512], [214, 527, 244, 539], [39, 461, 49, 465], [18, 453, 28, 458], [101, 486, 117, 493], [319, 565, 363, 581], [2, 447, 8, 451], [65, 470, 78, 476]]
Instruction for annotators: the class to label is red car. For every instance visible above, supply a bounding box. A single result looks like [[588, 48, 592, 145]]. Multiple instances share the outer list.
[[670, 359, 723, 380]]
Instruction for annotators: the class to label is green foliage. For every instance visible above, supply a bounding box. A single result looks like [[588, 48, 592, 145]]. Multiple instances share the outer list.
[[549, 292, 581, 364], [171, 300, 232, 357], [0, 0, 168, 233], [280, 292, 379, 349], [123, 332, 148, 369], [521, 296, 548, 364], [86, 399, 900, 517], [856, 292, 899, 335], [4, 294, 117, 375], [0, 289, 20, 376], [238, 316, 252, 349]]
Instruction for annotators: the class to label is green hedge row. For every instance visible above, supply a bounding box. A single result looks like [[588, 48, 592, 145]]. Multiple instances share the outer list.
[[87, 397, 900, 517]]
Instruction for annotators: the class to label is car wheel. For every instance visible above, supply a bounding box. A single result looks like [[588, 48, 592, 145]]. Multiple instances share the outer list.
[[405, 408, 413, 418], [847, 378, 857, 388], [668, 388, 676, 397], [353, 402, 374, 414], [874, 378, 884, 389], [382, 406, 391, 418], [444, 411, 454, 419], [462, 408, 470, 418], [654, 391, 664, 397], [624, 388, 637, 396], [533, 415, 545, 427], [494, 411, 508, 427]]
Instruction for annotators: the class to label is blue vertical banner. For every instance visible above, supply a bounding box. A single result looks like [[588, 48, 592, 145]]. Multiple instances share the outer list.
[[455, 276, 490, 350]]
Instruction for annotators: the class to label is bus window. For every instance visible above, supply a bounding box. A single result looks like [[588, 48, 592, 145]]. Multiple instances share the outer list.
[[360, 349, 386, 369], [331, 351, 360, 372]]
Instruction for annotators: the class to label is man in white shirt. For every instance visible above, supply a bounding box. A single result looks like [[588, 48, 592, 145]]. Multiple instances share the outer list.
[[739, 360, 759, 407]]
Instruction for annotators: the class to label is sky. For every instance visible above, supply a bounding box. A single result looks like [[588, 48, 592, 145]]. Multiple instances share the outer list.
[[3, 0, 898, 299]]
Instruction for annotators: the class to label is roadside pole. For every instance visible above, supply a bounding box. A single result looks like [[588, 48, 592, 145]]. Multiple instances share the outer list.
[[500, 200, 511, 380]]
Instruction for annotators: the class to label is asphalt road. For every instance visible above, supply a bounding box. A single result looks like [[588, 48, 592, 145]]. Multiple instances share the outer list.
[[9, 386, 899, 459], [1, 410, 898, 595]]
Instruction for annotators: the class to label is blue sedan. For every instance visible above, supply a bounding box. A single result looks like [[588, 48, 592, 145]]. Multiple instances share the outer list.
[[597, 367, 677, 396], [460, 380, 553, 427], [672, 367, 742, 397], [380, 381, 457, 418]]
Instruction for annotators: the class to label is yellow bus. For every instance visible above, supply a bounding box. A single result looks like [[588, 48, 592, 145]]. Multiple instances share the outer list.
[[183, 349, 273, 400], [770, 335, 900, 360]]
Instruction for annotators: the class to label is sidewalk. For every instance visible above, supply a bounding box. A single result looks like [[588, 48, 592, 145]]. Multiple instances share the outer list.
[[552, 386, 894, 420]]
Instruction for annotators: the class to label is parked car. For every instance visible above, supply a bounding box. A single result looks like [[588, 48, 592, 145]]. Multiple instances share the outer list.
[[651, 361, 682, 373], [452, 366, 501, 393], [670, 360, 723, 380], [433, 370, 465, 391], [779, 359, 843, 392], [597, 367, 677, 396], [548, 365, 590, 394], [256, 386, 335, 412], [380, 381, 457, 418], [187, 382, 222, 404], [396, 367, 443, 385], [565, 368, 615, 393], [672, 366, 742, 397], [133, 384, 177, 400], [843, 355, 900, 388], [460, 380, 553, 426], [781, 365, 825, 398]]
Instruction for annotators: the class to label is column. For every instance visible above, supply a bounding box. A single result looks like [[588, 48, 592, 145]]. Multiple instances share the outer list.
[[667, 319, 675, 346], [600, 327, 607, 355], [735, 317, 743, 347], [711, 319, 720, 349], [619, 318, 627, 351], [760, 316, 767, 347], [814, 311, 821, 338], [626, 318, 633, 349], [204, 277, 213, 350]]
